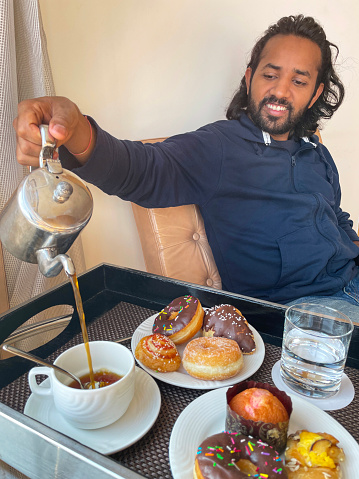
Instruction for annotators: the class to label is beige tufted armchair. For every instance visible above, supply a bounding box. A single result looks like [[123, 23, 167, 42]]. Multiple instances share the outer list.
[[132, 203, 222, 289], [131, 137, 222, 289]]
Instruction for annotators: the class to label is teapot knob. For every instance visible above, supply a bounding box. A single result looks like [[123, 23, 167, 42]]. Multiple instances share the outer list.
[[53, 181, 73, 203]]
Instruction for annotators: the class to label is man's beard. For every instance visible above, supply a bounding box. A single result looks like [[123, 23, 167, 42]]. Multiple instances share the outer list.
[[247, 93, 309, 137]]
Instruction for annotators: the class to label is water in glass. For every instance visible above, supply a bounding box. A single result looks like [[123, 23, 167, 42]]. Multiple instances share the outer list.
[[281, 328, 346, 398]]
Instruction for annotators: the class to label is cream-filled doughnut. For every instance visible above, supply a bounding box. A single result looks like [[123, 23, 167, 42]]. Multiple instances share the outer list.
[[182, 337, 243, 380]]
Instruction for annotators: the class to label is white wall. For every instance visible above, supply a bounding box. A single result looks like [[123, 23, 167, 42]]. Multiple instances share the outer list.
[[39, 0, 359, 272]]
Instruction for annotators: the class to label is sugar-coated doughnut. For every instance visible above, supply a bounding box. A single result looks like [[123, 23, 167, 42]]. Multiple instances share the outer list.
[[135, 333, 181, 372], [203, 304, 256, 354], [284, 430, 345, 479], [152, 295, 204, 344], [182, 337, 243, 380], [194, 431, 287, 478]]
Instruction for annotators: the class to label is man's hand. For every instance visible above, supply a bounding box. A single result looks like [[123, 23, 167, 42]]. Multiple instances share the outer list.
[[13, 96, 94, 167]]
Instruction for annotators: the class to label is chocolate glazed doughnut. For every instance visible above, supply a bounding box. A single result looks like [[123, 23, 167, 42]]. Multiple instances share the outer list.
[[194, 431, 287, 479], [203, 305, 256, 354], [152, 295, 204, 344]]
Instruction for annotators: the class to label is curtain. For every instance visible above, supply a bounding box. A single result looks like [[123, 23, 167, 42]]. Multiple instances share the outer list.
[[0, 0, 86, 310], [0, 1, 86, 474], [0, 0, 85, 479]]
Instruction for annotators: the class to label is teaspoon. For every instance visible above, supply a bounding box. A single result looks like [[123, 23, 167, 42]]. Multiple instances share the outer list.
[[2, 343, 84, 389]]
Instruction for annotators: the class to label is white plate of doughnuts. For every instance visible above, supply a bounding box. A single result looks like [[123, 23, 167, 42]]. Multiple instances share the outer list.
[[169, 387, 359, 479], [131, 313, 265, 389]]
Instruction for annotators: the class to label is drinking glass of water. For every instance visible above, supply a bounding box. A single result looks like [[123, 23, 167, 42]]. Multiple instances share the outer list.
[[280, 303, 353, 399]]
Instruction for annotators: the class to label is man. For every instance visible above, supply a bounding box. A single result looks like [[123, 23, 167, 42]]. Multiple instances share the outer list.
[[13, 15, 359, 316]]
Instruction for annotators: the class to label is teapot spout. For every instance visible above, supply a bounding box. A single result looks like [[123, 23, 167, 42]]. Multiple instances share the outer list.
[[36, 248, 75, 277]]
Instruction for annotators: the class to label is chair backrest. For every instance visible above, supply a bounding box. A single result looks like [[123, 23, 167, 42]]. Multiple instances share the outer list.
[[131, 137, 222, 289]]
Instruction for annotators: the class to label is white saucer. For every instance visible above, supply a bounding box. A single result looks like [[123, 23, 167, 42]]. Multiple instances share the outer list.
[[24, 367, 161, 455], [272, 360, 355, 411]]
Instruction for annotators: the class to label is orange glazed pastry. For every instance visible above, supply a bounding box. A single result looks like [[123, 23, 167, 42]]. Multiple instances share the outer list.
[[135, 333, 181, 372], [229, 387, 289, 423], [284, 430, 345, 479], [152, 295, 204, 344]]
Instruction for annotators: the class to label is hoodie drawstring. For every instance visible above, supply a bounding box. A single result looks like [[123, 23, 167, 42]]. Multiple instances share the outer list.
[[261, 132, 333, 184]]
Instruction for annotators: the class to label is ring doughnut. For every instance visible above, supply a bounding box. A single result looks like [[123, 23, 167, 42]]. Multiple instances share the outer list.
[[182, 337, 243, 380], [152, 295, 204, 344], [194, 431, 287, 478]]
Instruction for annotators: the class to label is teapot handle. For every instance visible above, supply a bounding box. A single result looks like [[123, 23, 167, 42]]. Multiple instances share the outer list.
[[39, 124, 56, 149], [39, 124, 62, 173]]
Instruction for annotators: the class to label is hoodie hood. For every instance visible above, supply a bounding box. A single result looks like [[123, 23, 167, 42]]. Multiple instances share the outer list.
[[238, 112, 321, 147]]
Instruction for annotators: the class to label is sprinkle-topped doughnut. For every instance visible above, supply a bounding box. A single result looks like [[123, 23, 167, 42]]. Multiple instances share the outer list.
[[152, 295, 204, 344], [194, 431, 287, 479], [203, 305, 256, 354]]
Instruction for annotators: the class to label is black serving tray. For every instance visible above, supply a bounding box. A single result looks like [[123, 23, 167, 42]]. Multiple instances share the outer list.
[[1, 264, 358, 375], [0, 263, 287, 388], [0, 263, 358, 479]]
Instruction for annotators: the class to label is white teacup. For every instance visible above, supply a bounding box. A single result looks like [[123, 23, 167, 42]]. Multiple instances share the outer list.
[[28, 341, 135, 429]]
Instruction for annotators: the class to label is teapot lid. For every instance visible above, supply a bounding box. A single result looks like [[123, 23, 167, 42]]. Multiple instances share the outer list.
[[18, 124, 93, 232], [20, 167, 93, 232]]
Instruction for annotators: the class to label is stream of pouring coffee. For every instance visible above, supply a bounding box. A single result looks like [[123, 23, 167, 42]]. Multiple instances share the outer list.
[[67, 272, 96, 389]]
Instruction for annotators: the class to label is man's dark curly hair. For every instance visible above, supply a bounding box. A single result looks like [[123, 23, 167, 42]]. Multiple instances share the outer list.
[[226, 15, 345, 138]]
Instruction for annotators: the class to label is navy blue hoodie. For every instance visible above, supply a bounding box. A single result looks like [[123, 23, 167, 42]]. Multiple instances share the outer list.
[[61, 113, 359, 303]]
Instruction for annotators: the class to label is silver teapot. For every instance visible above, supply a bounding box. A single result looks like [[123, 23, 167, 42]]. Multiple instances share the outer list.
[[0, 125, 93, 277]]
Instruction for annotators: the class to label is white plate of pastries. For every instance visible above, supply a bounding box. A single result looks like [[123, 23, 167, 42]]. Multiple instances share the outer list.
[[131, 296, 265, 389], [169, 386, 358, 478]]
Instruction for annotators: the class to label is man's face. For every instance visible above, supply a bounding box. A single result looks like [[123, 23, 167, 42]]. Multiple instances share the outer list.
[[245, 34, 324, 140]]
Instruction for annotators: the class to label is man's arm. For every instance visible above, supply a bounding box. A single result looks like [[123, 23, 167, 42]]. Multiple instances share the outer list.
[[14, 96, 224, 209], [318, 143, 359, 243], [60, 119, 224, 208]]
